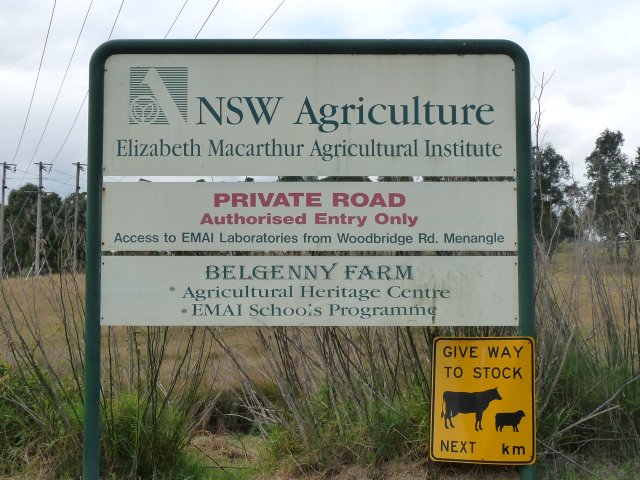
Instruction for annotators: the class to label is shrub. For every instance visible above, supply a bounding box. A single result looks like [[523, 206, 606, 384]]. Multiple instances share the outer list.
[[102, 392, 209, 479], [0, 361, 82, 476]]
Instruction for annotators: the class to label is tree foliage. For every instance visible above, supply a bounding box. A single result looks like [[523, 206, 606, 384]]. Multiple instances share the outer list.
[[532, 144, 576, 249], [1, 184, 85, 275], [584, 129, 636, 242]]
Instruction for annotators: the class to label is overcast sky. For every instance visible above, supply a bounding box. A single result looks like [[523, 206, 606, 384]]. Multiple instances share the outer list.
[[1, 0, 638, 196]]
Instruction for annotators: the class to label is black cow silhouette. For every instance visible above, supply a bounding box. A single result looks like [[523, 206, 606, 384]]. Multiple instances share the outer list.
[[495, 410, 525, 432], [441, 387, 502, 431]]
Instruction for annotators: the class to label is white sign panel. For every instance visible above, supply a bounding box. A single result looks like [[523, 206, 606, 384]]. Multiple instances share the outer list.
[[101, 255, 519, 326], [101, 182, 517, 252], [102, 54, 516, 177]]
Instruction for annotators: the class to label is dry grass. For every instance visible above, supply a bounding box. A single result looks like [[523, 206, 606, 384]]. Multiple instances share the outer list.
[[548, 243, 639, 328], [0, 273, 266, 387], [0, 274, 83, 355]]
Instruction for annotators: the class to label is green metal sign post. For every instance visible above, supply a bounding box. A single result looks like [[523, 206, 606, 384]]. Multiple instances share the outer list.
[[85, 39, 534, 479], [514, 40, 536, 480], [84, 45, 104, 479]]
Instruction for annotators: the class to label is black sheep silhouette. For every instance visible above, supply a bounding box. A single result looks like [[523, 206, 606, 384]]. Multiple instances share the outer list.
[[442, 387, 502, 431], [495, 410, 526, 432]]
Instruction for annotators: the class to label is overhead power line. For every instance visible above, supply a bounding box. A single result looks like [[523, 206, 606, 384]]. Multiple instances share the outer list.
[[254, 0, 287, 38], [17, 0, 286, 203], [28, 0, 95, 170], [12, 0, 58, 167], [165, 0, 190, 39], [49, 0, 125, 166], [108, 0, 126, 40], [195, 0, 222, 38]]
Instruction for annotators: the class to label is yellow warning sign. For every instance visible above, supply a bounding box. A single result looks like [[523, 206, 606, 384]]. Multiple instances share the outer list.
[[430, 337, 535, 465]]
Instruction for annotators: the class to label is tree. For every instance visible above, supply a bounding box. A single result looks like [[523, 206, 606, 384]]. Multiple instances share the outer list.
[[529, 72, 578, 251], [278, 176, 305, 182], [319, 176, 371, 182], [584, 129, 631, 245], [3, 183, 63, 275], [532, 144, 575, 250], [378, 176, 414, 182], [620, 147, 640, 244], [60, 191, 87, 271], [630, 147, 640, 183]]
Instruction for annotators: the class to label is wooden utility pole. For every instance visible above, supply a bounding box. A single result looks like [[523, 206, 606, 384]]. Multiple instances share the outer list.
[[72, 162, 85, 274], [0, 163, 16, 277], [34, 162, 52, 276]]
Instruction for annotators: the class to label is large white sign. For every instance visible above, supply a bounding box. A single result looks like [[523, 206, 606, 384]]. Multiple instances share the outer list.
[[101, 255, 519, 326], [101, 182, 517, 251], [94, 41, 528, 328], [102, 53, 516, 177]]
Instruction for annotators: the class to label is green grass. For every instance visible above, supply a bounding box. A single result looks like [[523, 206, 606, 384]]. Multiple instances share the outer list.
[[261, 387, 430, 475]]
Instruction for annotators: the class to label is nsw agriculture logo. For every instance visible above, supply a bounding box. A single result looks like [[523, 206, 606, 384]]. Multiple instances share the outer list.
[[129, 67, 188, 125]]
